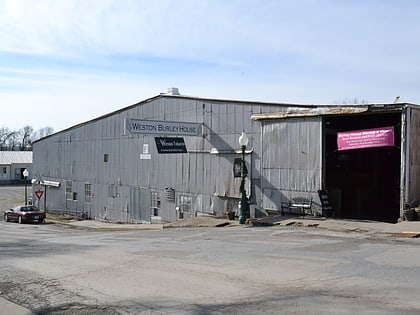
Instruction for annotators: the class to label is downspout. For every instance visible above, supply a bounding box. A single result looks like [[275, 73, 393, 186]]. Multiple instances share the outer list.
[[400, 106, 409, 217], [44, 186, 47, 212], [320, 116, 325, 190], [259, 121, 264, 209]]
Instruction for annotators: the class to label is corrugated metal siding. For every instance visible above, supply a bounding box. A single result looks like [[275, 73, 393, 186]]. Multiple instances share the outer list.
[[261, 116, 322, 211], [0, 151, 32, 164], [33, 96, 286, 222], [129, 187, 150, 223], [406, 107, 420, 206]]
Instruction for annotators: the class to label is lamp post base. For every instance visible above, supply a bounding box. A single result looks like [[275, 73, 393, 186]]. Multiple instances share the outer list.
[[239, 196, 249, 224]]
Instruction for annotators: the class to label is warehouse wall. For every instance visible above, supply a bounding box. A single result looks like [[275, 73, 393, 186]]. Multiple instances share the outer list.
[[33, 95, 290, 222], [406, 107, 420, 208], [260, 116, 323, 213]]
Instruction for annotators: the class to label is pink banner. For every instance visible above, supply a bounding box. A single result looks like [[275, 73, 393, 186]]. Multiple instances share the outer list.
[[337, 126, 394, 151]]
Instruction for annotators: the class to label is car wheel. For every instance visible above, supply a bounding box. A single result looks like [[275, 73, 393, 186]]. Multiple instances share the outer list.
[[4, 214, 8, 222], [18, 216, 23, 224], [38, 218, 44, 224]]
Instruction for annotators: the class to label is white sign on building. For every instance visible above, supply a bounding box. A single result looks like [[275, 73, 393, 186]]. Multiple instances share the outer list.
[[125, 119, 202, 136]]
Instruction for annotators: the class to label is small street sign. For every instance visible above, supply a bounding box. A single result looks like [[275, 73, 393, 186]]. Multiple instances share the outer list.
[[35, 190, 44, 199]]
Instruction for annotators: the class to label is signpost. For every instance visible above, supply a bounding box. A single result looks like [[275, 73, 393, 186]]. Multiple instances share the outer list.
[[318, 189, 333, 217]]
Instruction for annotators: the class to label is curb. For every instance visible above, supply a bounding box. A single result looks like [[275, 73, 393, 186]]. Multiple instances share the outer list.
[[44, 216, 420, 236], [46, 219, 164, 231]]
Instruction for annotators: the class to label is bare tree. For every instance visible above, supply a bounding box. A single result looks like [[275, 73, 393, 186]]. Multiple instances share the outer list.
[[0, 127, 12, 146], [33, 126, 54, 140], [20, 125, 34, 150], [0, 127, 24, 150], [7, 132, 20, 150], [1, 125, 54, 150]]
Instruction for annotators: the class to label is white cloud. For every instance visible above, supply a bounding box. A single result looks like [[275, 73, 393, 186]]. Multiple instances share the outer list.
[[0, 74, 162, 131], [1, 0, 419, 71], [1, 0, 420, 131]]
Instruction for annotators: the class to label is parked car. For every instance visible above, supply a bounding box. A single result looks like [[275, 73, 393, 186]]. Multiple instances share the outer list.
[[4, 205, 46, 224]]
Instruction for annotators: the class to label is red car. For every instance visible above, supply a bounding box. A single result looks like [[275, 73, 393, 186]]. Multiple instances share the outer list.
[[4, 205, 46, 224]]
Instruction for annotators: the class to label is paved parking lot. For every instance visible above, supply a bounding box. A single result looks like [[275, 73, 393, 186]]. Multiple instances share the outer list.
[[1, 218, 420, 314], [1, 185, 420, 314]]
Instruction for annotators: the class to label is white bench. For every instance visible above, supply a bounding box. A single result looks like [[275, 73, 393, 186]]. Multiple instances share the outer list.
[[281, 197, 313, 216]]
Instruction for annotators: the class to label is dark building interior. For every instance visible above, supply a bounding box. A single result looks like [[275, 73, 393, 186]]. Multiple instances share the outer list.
[[324, 112, 401, 223]]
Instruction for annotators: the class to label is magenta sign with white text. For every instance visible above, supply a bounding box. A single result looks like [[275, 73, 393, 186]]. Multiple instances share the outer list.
[[337, 126, 394, 151]]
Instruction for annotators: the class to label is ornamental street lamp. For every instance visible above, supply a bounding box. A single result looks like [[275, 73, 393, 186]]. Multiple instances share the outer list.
[[23, 168, 29, 205], [238, 132, 249, 224]]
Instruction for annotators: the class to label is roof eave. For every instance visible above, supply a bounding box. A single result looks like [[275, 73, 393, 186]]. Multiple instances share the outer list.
[[251, 106, 370, 121]]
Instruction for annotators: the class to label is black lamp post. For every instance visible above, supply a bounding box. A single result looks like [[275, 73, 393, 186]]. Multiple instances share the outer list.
[[23, 168, 29, 205], [238, 132, 249, 224]]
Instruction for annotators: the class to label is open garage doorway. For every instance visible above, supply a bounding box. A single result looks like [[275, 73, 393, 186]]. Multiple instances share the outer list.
[[324, 112, 401, 223]]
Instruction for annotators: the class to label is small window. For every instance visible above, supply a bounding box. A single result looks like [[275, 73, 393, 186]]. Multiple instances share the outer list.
[[179, 194, 192, 213], [104, 154, 109, 162], [151, 191, 161, 216], [108, 185, 117, 198], [65, 180, 73, 200], [73, 192, 77, 201], [85, 183, 92, 204]]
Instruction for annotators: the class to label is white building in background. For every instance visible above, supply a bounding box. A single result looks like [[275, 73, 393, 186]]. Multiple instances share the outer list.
[[0, 151, 32, 184]]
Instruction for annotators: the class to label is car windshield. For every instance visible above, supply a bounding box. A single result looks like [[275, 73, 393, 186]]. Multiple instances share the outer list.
[[21, 206, 39, 212]]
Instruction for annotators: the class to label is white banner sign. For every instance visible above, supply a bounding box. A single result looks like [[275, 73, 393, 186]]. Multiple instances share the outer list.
[[125, 119, 201, 136]]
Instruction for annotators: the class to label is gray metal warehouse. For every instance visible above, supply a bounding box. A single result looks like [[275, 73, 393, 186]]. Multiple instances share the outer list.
[[32, 91, 420, 223]]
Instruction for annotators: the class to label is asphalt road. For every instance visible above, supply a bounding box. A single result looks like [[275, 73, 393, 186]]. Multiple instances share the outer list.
[[0, 220, 419, 315]]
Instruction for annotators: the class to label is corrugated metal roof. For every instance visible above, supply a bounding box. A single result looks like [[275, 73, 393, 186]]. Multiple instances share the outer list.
[[33, 94, 418, 144], [251, 106, 370, 120], [32, 94, 316, 144], [251, 104, 412, 121], [0, 151, 33, 164]]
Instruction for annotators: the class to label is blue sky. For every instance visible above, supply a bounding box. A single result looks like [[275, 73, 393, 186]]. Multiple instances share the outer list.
[[1, 0, 420, 131]]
